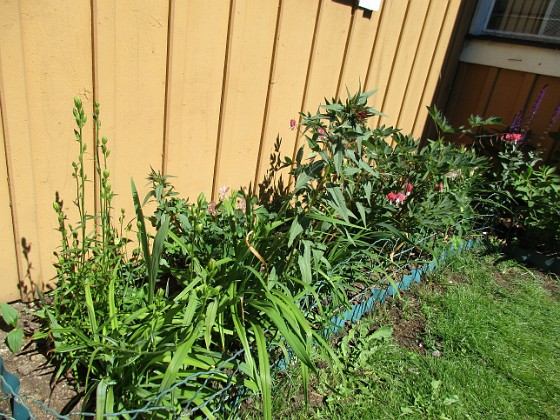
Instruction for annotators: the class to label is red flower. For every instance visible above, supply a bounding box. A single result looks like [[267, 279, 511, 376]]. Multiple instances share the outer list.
[[501, 133, 523, 143]]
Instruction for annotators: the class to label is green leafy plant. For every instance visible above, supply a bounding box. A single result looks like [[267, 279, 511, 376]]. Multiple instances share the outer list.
[[0, 303, 24, 353], [511, 164, 560, 253]]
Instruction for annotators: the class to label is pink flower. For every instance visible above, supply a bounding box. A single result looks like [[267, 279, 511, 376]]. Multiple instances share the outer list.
[[435, 183, 444, 192], [236, 197, 246, 212], [289, 118, 296, 130], [501, 133, 523, 143], [405, 183, 413, 196], [387, 191, 406, 205], [208, 201, 217, 216], [218, 186, 229, 201], [318, 127, 326, 140]]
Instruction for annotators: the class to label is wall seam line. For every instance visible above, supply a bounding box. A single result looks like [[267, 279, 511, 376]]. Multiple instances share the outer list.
[[162, 0, 175, 175], [395, 1, 433, 129], [0, 51, 23, 301], [364, 3, 385, 91], [378, 1, 411, 136], [212, 0, 236, 200], [290, 0, 323, 179], [410, 1, 451, 135], [336, 5, 356, 99], [253, 0, 283, 193]]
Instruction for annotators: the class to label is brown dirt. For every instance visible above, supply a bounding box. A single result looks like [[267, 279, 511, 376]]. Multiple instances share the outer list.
[[0, 302, 79, 419], [379, 294, 429, 354]]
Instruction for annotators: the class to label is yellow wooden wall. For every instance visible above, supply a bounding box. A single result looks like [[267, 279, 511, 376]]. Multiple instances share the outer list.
[[445, 62, 560, 161], [0, 0, 468, 302]]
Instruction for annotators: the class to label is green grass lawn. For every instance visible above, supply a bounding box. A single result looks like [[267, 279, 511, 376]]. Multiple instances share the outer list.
[[267, 250, 560, 419]]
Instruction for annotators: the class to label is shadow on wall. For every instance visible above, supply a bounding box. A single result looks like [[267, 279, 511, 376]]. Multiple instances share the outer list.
[[256, 136, 291, 212]]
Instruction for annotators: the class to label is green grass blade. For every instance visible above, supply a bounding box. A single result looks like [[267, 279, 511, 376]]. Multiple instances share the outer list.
[[131, 179, 152, 285], [252, 322, 272, 420], [148, 215, 170, 304]]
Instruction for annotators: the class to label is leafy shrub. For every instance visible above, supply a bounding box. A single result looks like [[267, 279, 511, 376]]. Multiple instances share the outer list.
[[33, 90, 515, 419]]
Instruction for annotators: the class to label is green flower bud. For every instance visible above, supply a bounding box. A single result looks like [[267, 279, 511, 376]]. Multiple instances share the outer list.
[[208, 258, 216, 271], [195, 223, 203, 234], [103, 169, 110, 178], [73, 97, 82, 109], [53, 202, 61, 212]]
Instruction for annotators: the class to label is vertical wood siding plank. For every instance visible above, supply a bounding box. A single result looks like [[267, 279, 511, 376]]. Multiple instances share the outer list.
[[165, 0, 230, 199], [412, 0, 464, 138], [397, 1, 449, 135], [95, 0, 169, 216], [485, 69, 536, 126], [254, 0, 319, 193], [0, 94, 21, 302], [302, 1, 353, 113], [445, 63, 492, 131], [364, 1, 409, 120], [0, 0, 94, 297], [337, 8, 382, 98], [375, 0, 430, 130], [213, 0, 280, 194]]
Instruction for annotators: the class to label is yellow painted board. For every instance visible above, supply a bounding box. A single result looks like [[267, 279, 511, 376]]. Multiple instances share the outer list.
[[0, 102, 20, 303], [165, 0, 230, 201], [0, 0, 94, 298], [214, 0, 279, 196], [365, 1, 409, 120], [376, 0, 430, 131], [302, 0, 352, 113], [338, 8, 382, 98], [412, 0, 463, 138], [94, 0, 169, 219], [397, 1, 449, 135], [255, 0, 319, 195]]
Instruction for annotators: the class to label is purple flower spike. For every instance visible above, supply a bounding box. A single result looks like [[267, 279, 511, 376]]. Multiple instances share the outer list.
[[509, 109, 523, 133], [526, 84, 549, 129], [547, 101, 560, 132]]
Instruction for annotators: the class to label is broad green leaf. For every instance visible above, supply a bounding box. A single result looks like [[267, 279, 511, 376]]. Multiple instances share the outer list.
[[204, 299, 219, 349], [0, 303, 19, 327], [6, 328, 23, 353], [288, 216, 304, 247]]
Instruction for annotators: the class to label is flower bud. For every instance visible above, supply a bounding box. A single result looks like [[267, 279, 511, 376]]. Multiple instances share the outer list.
[[74, 97, 82, 109]]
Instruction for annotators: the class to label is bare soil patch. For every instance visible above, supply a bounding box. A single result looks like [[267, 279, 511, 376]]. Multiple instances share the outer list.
[[0, 302, 78, 419]]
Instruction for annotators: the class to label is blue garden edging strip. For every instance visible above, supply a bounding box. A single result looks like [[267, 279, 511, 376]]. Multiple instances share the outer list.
[[325, 238, 478, 336], [0, 356, 32, 420]]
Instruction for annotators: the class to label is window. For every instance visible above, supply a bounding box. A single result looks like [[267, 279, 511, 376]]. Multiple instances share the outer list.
[[470, 0, 560, 44]]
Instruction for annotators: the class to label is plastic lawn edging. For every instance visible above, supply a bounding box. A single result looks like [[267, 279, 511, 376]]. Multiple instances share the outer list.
[[0, 356, 32, 420], [324, 238, 479, 336]]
